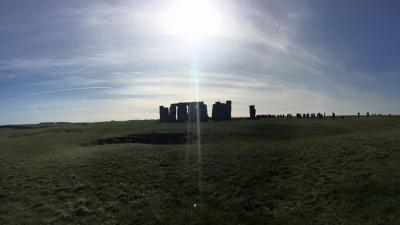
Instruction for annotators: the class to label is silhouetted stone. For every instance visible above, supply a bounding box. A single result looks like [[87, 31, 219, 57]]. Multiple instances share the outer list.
[[225, 100, 232, 120], [159, 106, 169, 122], [357, 112, 360, 118], [211, 102, 216, 120], [220, 102, 227, 120], [211, 101, 231, 121], [332, 112, 335, 119], [200, 103, 208, 121], [177, 104, 188, 122], [366, 112, 370, 117], [188, 103, 197, 122], [212, 102, 222, 121], [160, 101, 210, 122], [249, 105, 256, 119], [187, 102, 207, 122], [169, 104, 177, 122]]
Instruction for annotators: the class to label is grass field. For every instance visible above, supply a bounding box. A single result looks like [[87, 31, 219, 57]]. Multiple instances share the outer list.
[[1, 117, 400, 225]]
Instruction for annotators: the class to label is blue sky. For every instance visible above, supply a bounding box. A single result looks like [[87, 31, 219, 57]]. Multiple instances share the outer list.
[[1, 0, 399, 124]]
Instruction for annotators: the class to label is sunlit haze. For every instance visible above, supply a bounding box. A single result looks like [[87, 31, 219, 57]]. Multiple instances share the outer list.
[[162, 0, 223, 41]]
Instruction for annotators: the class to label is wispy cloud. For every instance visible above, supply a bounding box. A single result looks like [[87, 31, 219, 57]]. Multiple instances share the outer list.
[[0, 86, 111, 101], [22, 86, 111, 97], [0, 0, 399, 124]]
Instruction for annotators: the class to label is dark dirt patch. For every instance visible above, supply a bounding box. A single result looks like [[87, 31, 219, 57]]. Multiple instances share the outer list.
[[0, 125, 41, 129], [95, 132, 197, 145], [7, 132, 42, 138], [55, 129, 86, 133]]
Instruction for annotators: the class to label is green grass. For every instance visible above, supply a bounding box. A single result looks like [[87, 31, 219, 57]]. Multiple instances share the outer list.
[[1, 117, 400, 225]]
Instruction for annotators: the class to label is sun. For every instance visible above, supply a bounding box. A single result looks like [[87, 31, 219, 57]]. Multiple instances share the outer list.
[[162, 0, 223, 41]]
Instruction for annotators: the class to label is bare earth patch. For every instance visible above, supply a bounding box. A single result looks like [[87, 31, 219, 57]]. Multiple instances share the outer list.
[[95, 132, 197, 145]]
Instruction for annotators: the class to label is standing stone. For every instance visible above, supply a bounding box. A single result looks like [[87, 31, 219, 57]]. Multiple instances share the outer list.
[[169, 104, 177, 122], [366, 112, 370, 117], [217, 103, 223, 121], [177, 104, 188, 122], [159, 106, 164, 122], [357, 112, 360, 118], [332, 112, 335, 119], [225, 100, 232, 120], [159, 106, 169, 122], [188, 103, 197, 122], [249, 105, 256, 119], [217, 102, 223, 121], [200, 103, 208, 121], [212, 102, 217, 120], [211, 100, 232, 121], [212, 102, 223, 121]]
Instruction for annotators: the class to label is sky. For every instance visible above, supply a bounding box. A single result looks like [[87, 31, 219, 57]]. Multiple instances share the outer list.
[[1, 0, 399, 124]]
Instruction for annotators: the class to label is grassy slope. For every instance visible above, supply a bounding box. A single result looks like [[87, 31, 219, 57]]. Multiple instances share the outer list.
[[1, 117, 400, 225]]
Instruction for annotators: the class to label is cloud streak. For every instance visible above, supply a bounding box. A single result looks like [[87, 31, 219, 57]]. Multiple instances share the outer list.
[[21, 86, 112, 97]]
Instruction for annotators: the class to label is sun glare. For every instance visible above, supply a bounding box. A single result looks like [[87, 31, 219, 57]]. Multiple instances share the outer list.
[[162, 0, 223, 41]]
